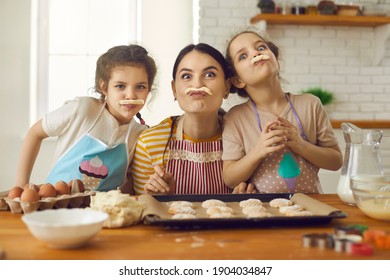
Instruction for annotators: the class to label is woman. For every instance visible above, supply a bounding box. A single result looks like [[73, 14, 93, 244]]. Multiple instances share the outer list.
[[131, 43, 255, 194]]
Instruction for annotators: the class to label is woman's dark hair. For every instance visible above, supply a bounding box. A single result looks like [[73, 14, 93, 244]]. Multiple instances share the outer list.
[[95, 44, 157, 98], [225, 31, 280, 98], [172, 43, 231, 81]]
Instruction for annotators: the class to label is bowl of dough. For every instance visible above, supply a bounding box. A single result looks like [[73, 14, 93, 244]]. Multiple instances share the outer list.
[[22, 208, 108, 249], [351, 175, 390, 221]]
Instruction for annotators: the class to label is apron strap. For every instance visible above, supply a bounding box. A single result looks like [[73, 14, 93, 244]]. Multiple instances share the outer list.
[[87, 101, 107, 133], [175, 115, 185, 140], [285, 93, 309, 141], [251, 100, 262, 132], [250, 93, 308, 141], [124, 120, 133, 162]]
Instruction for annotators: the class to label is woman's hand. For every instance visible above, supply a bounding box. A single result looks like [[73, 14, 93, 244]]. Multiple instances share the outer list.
[[232, 182, 257, 194], [144, 165, 176, 194]]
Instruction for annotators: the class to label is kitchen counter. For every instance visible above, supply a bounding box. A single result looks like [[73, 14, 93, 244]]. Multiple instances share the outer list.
[[331, 120, 390, 129], [0, 194, 389, 260]]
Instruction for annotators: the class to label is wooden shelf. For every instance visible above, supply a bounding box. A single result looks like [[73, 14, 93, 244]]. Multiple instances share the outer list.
[[250, 14, 390, 27]]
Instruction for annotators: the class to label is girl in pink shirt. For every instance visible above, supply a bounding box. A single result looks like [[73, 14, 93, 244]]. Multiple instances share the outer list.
[[222, 31, 342, 193]]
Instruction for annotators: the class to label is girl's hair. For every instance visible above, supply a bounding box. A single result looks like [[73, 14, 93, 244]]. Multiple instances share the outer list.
[[94, 44, 157, 99], [225, 30, 280, 98], [172, 43, 230, 81]]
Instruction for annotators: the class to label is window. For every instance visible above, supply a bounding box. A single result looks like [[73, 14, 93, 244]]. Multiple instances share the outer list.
[[30, 0, 138, 123]]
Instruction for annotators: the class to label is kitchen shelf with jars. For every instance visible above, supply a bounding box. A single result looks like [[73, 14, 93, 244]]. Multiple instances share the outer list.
[[250, 14, 390, 27], [253, 0, 390, 27], [252, 1, 390, 65]]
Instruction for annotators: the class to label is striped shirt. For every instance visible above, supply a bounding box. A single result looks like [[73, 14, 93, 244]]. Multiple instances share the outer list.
[[131, 116, 226, 194]]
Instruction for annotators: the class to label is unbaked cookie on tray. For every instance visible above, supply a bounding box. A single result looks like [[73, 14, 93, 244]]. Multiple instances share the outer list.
[[269, 198, 293, 208], [201, 199, 226, 208], [169, 201, 193, 208], [239, 198, 263, 208]]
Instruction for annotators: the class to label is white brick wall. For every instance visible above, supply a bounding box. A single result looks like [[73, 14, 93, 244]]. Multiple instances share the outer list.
[[198, 0, 390, 120]]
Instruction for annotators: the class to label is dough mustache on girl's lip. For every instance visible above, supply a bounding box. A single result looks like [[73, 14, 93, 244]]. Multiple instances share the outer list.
[[251, 54, 270, 65], [184, 87, 213, 96], [118, 99, 144, 105]]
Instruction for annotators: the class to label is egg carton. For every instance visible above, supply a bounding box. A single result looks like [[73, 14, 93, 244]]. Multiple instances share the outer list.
[[0, 191, 96, 214], [0, 191, 8, 211]]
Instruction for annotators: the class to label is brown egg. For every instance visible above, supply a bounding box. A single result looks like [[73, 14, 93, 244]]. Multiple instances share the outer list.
[[38, 183, 57, 198], [8, 186, 24, 199], [68, 179, 85, 193], [20, 188, 40, 203], [54, 180, 71, 195], [24, 183, 40, 193]]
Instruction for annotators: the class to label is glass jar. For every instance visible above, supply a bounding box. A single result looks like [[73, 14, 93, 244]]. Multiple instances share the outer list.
[[337, 123, 384, 205], [291, 1, 306, 15], [306, 0, 319, 15]]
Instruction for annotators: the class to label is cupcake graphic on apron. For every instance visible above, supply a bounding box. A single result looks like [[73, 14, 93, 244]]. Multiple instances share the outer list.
[[79, 156, 108, 189]]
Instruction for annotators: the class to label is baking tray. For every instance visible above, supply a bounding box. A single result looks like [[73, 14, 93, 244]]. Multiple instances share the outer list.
[[141, 193, 347, 229]]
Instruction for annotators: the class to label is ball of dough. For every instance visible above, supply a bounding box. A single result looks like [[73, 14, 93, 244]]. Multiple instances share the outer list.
[[89, 190, 143, 228]]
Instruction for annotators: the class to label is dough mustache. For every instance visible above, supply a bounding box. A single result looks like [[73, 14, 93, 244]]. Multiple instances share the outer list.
[[251, 54, 270, 65], [118, 99, 145, 105], [184, 87, 213, 96]]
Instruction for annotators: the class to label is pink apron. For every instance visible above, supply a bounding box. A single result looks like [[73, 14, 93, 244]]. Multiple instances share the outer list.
[[250, 94, 320, 194], [166, 116, 231, 194]]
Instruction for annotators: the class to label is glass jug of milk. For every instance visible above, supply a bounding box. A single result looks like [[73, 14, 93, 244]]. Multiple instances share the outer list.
[[337, 122, 384, 205]]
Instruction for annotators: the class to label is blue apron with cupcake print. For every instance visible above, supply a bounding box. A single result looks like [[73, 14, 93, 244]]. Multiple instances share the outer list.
[[46, 104, 131, 191]]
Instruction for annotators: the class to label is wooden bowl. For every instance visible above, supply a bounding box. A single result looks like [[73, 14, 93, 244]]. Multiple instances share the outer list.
[[337, 5, 361, 16]]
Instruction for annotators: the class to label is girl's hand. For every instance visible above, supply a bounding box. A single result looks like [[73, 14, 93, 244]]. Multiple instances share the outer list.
[[232, 182, 257, 194], [144, 165, 176, 194], [254, 120, 287, 159], [276, 117, 305, 154]]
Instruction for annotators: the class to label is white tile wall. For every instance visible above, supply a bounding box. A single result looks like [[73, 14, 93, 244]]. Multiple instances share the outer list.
[[198, 0, 390, 121]]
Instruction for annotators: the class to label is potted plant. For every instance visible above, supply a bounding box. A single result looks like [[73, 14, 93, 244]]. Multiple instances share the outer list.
[[301, 87, 334, 106]]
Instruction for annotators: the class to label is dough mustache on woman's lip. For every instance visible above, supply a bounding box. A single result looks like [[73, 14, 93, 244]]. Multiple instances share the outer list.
[[118, 99, 144, 105], [184, 87, 213, 96], [251, 54, 270, 64]]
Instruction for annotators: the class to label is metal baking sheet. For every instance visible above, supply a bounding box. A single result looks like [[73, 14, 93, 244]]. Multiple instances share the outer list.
[[143, 193, 347, 229]]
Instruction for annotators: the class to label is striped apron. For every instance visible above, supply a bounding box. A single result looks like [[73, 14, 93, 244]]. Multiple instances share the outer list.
[[166, 116, 231, 194]]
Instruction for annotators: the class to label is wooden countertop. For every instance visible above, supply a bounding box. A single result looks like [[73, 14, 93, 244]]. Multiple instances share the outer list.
[[331, 120, 390, 129], [1, 194, 390, 260]]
